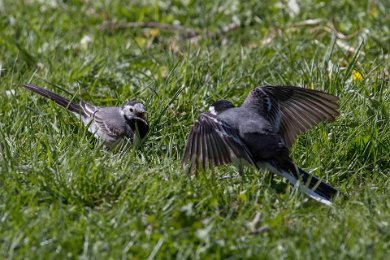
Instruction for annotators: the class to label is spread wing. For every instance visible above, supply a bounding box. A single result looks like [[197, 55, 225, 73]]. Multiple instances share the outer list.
[[182, 113, 256, 174], [245, 86, 340, 147]]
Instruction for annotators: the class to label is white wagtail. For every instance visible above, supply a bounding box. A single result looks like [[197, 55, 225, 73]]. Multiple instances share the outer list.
[[23, 83, 149, 148], [182, 86, 340, 205]]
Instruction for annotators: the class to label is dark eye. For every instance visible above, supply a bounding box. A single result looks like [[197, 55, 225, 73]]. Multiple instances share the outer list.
[[129, 108, 134, 112]]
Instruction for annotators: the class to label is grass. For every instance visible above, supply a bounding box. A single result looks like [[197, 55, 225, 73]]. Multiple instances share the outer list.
[[0, 0, 389, 258]]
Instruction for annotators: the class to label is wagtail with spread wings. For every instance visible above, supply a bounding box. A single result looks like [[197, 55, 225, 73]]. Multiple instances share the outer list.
[[23, 83, 149, 148], [182, 86, 340, 205]]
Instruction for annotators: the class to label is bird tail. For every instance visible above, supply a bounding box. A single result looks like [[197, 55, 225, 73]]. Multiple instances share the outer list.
[[265, 160, 338, 205], [23, 83, 85, 116]]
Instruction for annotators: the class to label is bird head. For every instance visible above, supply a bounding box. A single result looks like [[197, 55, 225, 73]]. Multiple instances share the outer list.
[[121, 101, 146, 121], [209, 100, 235, 115]]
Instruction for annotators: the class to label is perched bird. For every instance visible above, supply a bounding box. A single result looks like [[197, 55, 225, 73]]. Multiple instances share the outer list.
[[23, 83, 149, 148], [182, 86, 340, 205]]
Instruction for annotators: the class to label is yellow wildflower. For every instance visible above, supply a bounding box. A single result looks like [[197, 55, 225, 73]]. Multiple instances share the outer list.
[[352, 70, 364, 82]]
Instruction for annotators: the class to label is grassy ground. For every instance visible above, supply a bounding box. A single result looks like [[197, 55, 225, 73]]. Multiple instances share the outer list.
[[1, 0, 389, 258]]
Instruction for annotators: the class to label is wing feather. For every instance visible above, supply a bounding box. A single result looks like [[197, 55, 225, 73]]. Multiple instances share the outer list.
[[182, 113, 256, 174], [246, 86, 340, 147], [80, 100, 99, 117], [93, 112, 123, 138], [208, 130, 221, 165]]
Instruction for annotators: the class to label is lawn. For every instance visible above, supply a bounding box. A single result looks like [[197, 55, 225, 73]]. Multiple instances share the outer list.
[[0, 0, 389, 258]]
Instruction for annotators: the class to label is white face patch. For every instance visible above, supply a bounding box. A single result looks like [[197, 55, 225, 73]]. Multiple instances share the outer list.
[[209, 106, 217, 115], [124, 105, 135, 116], [122, 103, 146, 119], [133, 103, 145, 111]]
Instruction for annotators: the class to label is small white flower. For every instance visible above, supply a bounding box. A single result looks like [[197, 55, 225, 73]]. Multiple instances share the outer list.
[[80, 35, 93, 49], [287, 0, 300, 16], [6, 89, 16, 97]]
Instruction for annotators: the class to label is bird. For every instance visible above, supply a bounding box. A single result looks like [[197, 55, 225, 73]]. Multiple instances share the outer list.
[[182, 86, 340, 205], [23, 83, 149, 148]]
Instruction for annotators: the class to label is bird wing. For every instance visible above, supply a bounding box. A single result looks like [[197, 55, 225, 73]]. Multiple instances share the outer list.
[[79, 100, 99, 118], [182, 113, 256, 174], [245, 86, 339, 148], [91, 107, 130, 139]]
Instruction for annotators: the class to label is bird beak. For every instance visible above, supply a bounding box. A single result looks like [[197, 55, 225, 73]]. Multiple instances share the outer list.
[[135, 110, 146, 119]]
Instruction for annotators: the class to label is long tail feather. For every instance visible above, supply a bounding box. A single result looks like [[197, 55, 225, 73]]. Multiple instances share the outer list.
[[295, 167, 338, 201], [265, 161, 338, 205], [23, 83, 85, 116]]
